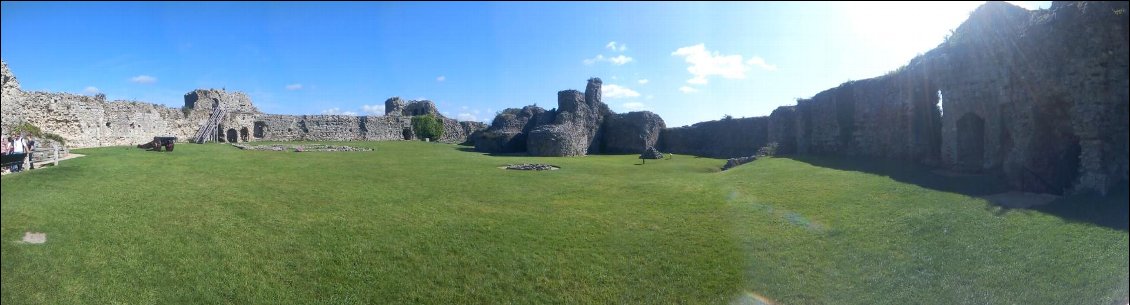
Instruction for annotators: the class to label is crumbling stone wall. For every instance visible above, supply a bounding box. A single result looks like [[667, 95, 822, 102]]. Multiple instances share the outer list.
[[384, 97, 406, 116], [1, 61, 483, 147], [249, 106, 482, 144], [185, 89, 261, 143], [658, 116, 768, 159], [480, 78, 643, 157], [1, 62, 199, 147], [793, 64, 942, 165], [601, 111, 666, 154], [767, 106, 797, 155], [255, 114, 305, 141], [447, 119, 487, 144], [185, 89, 257, 114], [402, 100, 441, 117], [474, 106, 552, 153], [928, 1, 1128, 194], [527, 79, 614, 156], [656, 1, 1126, 195]]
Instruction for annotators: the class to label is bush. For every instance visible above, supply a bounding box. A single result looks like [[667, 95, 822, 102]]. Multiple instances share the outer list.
[[411, 114, 444, 141], [11, 122, 43, 137], [5, 123, 68, 146], [44, 133, 67, 146], [757, 142, 779, 157]]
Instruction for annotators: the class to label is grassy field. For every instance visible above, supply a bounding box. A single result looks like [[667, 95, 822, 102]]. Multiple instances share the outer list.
[[2, 141, 1126, 304]]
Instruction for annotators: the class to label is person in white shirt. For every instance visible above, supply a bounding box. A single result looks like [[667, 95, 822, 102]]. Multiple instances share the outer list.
[[11, 133, 28, 172]]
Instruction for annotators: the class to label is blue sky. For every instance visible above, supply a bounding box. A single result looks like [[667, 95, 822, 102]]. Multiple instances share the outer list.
[[1, 1, 1048, 127]]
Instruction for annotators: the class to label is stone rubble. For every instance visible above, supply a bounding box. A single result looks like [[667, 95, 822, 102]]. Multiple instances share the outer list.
[[231, 143, 373, 152], [721, 156, 758, 171], [639, 146, 664, 160], [503, 163, 559, 171]]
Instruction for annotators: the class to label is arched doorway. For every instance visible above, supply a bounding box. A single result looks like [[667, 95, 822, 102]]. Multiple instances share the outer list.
[[956, 113, 985, 172], [226, 129, 238, 143], [253, 122, 267, 138], [402, 127, 413, 140], [240, 127, 249, 142]]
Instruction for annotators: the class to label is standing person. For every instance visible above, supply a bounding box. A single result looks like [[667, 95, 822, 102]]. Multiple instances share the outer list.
[[1, 135, 10, 174], [11, 133, 27, 172], [26, 135, 36, 170]]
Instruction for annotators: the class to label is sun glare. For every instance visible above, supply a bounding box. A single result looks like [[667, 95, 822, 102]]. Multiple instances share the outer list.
[[844, 2, 984, 60]]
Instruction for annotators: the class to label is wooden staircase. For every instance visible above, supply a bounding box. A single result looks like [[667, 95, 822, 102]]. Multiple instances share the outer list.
[[192, 107, 228, 144]]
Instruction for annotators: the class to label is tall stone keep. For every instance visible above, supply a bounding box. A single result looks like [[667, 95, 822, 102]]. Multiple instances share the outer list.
[[385, 97, 406, 116], [585, 77, 602, 108]]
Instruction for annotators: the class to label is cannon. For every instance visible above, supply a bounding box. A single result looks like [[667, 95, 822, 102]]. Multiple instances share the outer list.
[[137, 136, 177, 152]]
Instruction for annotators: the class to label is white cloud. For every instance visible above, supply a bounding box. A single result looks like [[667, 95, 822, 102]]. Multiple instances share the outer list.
[[321, 107, 357, 116], [285, 83, 303, 90], [637, 79, 649, 85], [606, 41, 627, 52], [608, 55, 633, 65], [361, 104, 385, 115], [129, 75, 157, 84], [436, 75, 446, 82], [583, 54, 605, 65], [583, 54, 633, 66], [746, 56, 778, 71], [83, 86, 101, 94], [679, 86, 699, 94], [622, 102, 646, 111], [456, 113, 478, 122], [602, 84, 641, 99], [646, 95, 654, 100], [671, 44, 760, 84]]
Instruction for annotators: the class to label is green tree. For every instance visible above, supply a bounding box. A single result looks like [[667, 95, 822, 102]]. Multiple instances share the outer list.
[[411, 114, 444, 141]]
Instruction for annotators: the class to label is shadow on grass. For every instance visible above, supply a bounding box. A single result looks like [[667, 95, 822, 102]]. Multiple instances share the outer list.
[[1029, 186, 1128, 231], [453, 146, 530, 157], [788, 155, 1128, 232]]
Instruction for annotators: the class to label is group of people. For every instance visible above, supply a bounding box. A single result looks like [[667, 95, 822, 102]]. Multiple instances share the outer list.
[[2, 132, 36, 173]]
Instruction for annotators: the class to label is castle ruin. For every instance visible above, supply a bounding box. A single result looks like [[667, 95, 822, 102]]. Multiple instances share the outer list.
[[478, 2, 1128, 196], [1, 2, 1125, 196], [0, 62, 487, 148]]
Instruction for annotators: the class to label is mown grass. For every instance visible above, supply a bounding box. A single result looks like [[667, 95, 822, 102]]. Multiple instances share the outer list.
[[2, 141, 1126, 304]]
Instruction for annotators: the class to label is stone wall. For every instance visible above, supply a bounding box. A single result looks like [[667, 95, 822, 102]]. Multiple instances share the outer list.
[[1, 77, 200, 148], [793, 65, 942, 165], [653, 1, 1127, 195], [477, 78, 661, 156], [927, 1, 1129, 194], [601, 111, 666, 154], [527, 85, 613, 156], [474, 106, 552, 153], [658, 116, 768, 159], [767, 106, 797, 154], [251, 114, 480, 144], [1, 61, 483, 147]]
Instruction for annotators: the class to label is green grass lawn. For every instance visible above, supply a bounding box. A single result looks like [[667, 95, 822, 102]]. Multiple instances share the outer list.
[[2, 141, 1126, 304]]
